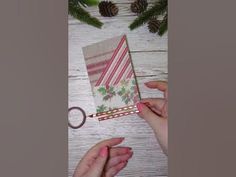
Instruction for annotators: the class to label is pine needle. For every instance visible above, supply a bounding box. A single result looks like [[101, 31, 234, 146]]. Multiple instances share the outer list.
[[80, 0, 99, 7]]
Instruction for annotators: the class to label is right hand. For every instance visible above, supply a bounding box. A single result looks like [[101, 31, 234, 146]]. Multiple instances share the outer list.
[[136, 81, 168, 155]]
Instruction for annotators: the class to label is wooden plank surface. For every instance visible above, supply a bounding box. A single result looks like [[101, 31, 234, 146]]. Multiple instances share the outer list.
[[69, 1, 168, 176]]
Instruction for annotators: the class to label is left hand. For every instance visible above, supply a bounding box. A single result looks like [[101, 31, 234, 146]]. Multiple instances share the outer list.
[[73, 137, 133, 177]]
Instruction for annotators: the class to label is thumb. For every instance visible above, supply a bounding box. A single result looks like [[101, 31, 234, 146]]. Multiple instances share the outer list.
[[136, 102, 162, 131], [87, 146, 108, 177]]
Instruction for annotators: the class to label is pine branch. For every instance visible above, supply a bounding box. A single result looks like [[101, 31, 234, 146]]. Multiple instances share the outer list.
[[158, 14, 167, 36], [129, 0, 167, 30], [69, 0, 103, 28]]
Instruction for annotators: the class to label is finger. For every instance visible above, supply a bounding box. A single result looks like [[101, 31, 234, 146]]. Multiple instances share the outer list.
[[105, 161, 128, 177], [161, 101, 168, 118], [86, 138, 125, 158], [109, 147, 132, 158], [136, 102, 162, 131], [79, 138, 125, 169], [140, 98, 167, 118], [93, 137, 125, 150], [140, 98, 165, 113], [144, 81, 167, 92], [106, 151, 133, 170], [87, 146, 109, 177]]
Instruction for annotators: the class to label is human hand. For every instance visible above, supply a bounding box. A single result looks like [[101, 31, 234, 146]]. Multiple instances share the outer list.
[[73, 137, 133, 177], [136, 81, 168, 155]]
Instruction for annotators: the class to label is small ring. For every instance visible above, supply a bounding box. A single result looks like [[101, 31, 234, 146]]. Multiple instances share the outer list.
[[68, 107, 86, 129]]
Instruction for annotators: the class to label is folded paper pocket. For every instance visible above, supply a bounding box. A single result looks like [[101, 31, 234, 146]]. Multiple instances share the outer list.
[[82, 35, 140, 113]]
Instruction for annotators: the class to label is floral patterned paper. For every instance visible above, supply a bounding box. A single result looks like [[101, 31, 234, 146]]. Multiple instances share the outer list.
[[93, 78, 139, 113]]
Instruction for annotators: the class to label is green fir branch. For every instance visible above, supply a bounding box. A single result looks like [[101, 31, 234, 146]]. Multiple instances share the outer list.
[[129, 0, 167, 30], [69, 0, 103, 28], [158, 14, 167, 36]]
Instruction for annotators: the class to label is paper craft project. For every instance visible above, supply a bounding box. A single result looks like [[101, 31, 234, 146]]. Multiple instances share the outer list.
[[82, 35, 140, 115]]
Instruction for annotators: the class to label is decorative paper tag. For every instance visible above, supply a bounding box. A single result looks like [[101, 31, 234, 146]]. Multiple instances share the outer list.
[[82, 35, 140, 114]]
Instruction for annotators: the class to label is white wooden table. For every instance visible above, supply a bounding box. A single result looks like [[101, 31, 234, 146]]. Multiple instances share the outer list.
[[69, 0, 168, 176]]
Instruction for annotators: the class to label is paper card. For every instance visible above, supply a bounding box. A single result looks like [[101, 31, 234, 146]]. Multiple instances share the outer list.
[[82, 35, 140, 113]]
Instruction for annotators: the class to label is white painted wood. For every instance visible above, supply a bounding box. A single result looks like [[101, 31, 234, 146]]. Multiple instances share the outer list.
[[69, 0, 168, 176]]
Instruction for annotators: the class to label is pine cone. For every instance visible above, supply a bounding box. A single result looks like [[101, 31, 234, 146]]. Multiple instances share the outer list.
[[99, 1, 119, 17], [148, 18, 161, 33], [130, 0, 148, 14]]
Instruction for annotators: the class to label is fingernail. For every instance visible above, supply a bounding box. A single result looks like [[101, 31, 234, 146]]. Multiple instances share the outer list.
[[99, 146, 108, 157], [136, 102, 144, 112]]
